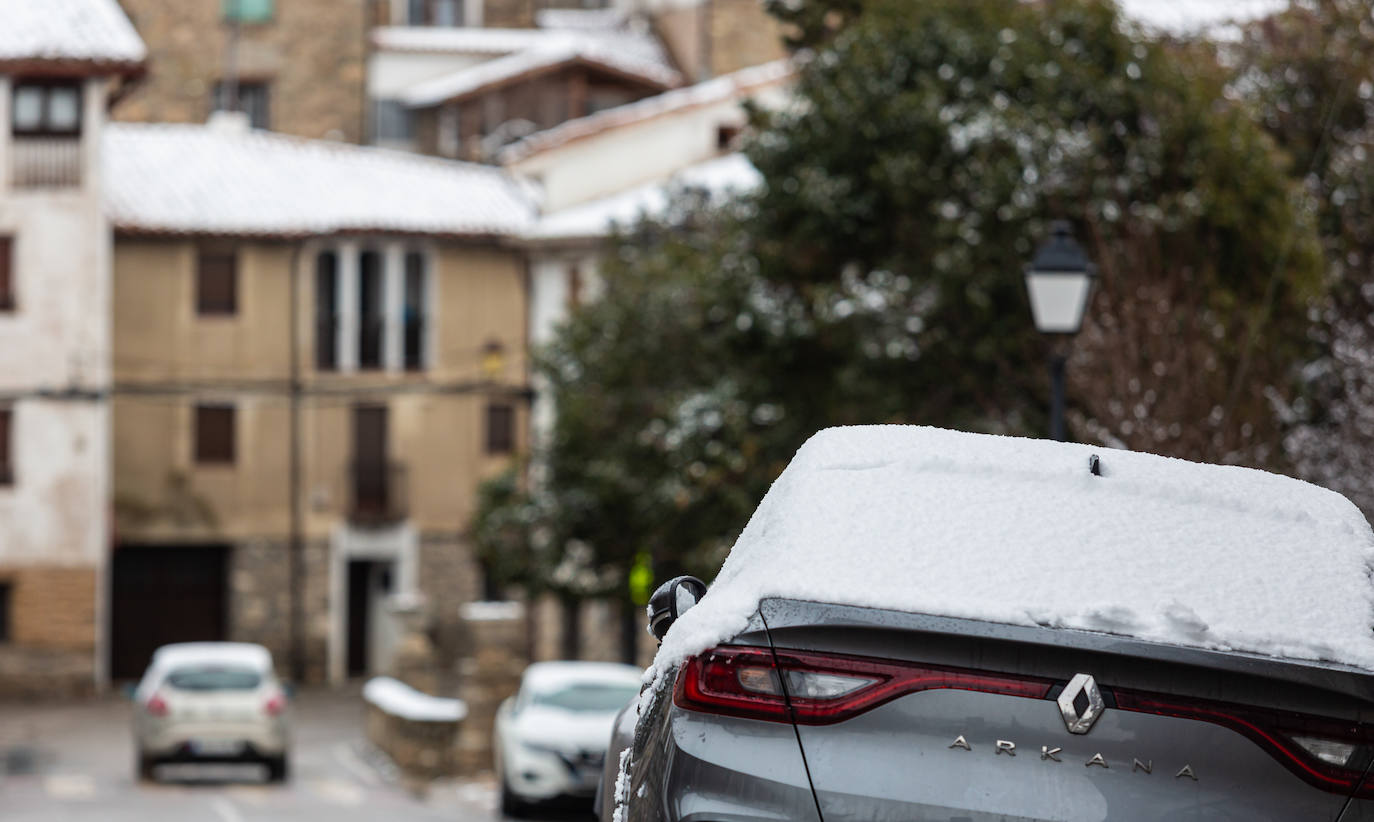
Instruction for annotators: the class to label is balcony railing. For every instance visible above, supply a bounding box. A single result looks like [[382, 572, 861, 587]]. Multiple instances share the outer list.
[[10, 136, 82, 188], [349, 460, 408, 526]]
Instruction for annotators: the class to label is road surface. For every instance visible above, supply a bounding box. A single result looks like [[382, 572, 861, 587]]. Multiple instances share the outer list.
[[0, 689, 591, 822]]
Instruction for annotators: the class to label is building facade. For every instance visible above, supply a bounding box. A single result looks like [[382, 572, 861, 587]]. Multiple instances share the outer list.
[[113, 0, 371, 142], [0, 0, 146, 698], [105, 120, 534, 684]]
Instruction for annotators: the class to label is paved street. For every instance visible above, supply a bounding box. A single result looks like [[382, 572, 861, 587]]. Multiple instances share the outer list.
[[0, 690, 590, 822]]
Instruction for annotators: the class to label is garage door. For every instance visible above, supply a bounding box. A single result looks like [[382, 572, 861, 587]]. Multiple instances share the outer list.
[[110, 545, 228, 680]]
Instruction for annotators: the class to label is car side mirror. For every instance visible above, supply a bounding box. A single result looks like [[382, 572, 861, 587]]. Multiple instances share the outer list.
[[647, 575, 707, 641]]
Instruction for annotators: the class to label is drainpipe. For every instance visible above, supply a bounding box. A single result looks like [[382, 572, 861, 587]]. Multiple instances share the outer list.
[[288, 242, 305, 684]]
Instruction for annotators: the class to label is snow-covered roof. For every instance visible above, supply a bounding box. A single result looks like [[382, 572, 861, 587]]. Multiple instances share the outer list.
[[527, 153, 760, 242], [103, 122, 536, 238], [653, 426, 1374, 682], [1118, 0, 1287, 33], [364, 677, 468, 722], [0, 0, 146, 70], [522, 661, 644, 694], [500, 60, 794, 165], [401, 43, 679, 109], [372, 23, 673, 73]]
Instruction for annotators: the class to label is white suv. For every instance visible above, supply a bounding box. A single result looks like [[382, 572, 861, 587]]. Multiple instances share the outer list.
[[132, 642, 290, 782]]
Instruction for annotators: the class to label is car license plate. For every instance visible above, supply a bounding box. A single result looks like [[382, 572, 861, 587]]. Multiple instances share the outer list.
[[191, 739, 243, 756]]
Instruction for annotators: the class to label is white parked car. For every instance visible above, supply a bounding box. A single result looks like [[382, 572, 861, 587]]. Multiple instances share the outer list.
[[132, 642, 290, 782], [495, 661, 643, 816]]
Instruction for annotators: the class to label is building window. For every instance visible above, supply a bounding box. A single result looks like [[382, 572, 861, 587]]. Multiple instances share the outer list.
[[358, 250, 384, 370], [403, 252, 426, 370], [194, 405, 236, 465], [0, 582, 10, 642], [222, 0, 274, 23], [407, 0, 462, 25], [717, 124, 742, 150], [196, 249, 237, 316], [485, 402, 514, 454], [0, 237, 13, 312], [11, 81, 82, 137], [0, 407, 12, 485], [212, 81, 270, 130], [316, 251, 339, 370], [370, 99, 415, 145]]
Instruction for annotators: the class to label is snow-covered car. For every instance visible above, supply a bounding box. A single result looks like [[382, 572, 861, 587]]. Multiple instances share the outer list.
[[609, 426, 1374, 821], [132, 642, 290, 782], [496, 661, 643, 816]]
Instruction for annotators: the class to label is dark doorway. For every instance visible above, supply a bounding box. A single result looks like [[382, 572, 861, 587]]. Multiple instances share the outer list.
[[110, 545, 228, 680], [346, 559, 393, 677]]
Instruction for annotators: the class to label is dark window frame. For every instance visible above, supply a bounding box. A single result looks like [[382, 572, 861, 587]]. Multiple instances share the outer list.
[[485, 402, 515, 455], [0, 581, 10, 643], [403, 251, 426, 371], [0, 236, 13, 312], [357, 249, 384, 371], [211, 80, 271, 130], [316, 250, 339, 371], [0, 407, 12, 486], [11, 79, 83, 137], [194, 404, 236, 465], [196, 248, 238, 316]]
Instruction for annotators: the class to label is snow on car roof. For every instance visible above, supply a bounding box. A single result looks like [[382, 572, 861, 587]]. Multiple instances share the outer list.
[[151, 642, 273, 671], [523, 661, 644, 693], [653, 425, 1374, 682]]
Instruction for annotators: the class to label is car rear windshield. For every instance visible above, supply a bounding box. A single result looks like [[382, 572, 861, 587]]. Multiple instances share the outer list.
[[165, 665, 262, 691], [532, 682, 639, 712]]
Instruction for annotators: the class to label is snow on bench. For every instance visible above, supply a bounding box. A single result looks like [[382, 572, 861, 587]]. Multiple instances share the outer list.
[[363, 677, 467, 723]]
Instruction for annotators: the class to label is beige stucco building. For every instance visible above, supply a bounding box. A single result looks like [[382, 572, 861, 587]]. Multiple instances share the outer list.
[[105, 118, 534, 684]]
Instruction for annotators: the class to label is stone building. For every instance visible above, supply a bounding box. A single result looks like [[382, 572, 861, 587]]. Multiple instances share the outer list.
[[104, 116, 535, 684], [0, 0, 147, 698], [113, 0, 371, 142]]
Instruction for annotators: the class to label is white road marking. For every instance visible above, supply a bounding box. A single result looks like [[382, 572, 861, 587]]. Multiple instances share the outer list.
[[310, 777, 365, 806], [209, 796, 244, 822], [43, 773, 96, 800], [332, 742, 381, 787]]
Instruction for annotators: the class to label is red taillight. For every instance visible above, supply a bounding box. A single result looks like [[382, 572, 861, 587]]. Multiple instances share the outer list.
[[145, 693, 168, 717], [264, 693, 286, 717], [1115, 689, 1374, 798], [674, 645, 1053, 725]]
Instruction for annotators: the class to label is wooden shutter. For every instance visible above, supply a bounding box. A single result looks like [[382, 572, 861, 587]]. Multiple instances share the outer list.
[[485, 402, 514, 454], [196, 251, 237, 315], [0, 407, 11, 484], [195, 405, 236, 464], [0, 237, 13, 311]]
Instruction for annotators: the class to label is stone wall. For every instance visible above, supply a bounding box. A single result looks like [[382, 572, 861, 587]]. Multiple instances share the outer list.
[[114, 0, 370, 142], [419, 533, 483, 689], [455, 603, 526, 772], [226, 538, 330, 683], [0, 646, 94, 700], [5, 567, 97, 650]]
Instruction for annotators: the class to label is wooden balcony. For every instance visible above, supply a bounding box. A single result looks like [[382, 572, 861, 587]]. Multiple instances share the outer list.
[[10, 136, 82, 188]]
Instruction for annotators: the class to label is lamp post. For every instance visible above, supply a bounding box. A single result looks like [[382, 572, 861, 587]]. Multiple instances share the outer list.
[[1024, 221, 1096, 442]]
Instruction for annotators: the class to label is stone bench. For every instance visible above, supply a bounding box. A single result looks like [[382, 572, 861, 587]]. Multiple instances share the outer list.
[[363, 676, 467, 780]]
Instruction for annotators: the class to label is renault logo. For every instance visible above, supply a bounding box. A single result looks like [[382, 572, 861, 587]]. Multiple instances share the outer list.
[[1058, 673, 1105, 735]]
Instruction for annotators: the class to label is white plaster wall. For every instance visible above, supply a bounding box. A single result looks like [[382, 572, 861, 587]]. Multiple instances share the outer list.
[[528, 252, 601, 449], [511, 84, 789, 211], [0, 74, 112, 571], [0, 400, 108, 566], [367, 51, 489, 97]]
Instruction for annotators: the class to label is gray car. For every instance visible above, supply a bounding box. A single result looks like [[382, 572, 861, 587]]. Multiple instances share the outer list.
[[603, 426, 1374, 821]]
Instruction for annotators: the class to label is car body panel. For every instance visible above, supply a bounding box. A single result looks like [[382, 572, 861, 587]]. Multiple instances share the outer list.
[[132, 643, 288, 762]]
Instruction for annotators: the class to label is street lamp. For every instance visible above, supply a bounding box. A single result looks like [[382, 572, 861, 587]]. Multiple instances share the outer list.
[[1024, 221, 1096, 442]]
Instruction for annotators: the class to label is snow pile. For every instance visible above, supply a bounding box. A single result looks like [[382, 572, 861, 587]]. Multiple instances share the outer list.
[[103, 123, 536, 237], [1117, 0, 1287, 34], [652, 426, 1374, 683], [0, 0, 146, 65], [499, 60, 794, 164], [460, 601, 524, 622], [527, 153, 760, 241], [373, 22, 672, 71], [363, 677, 468, 723]]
